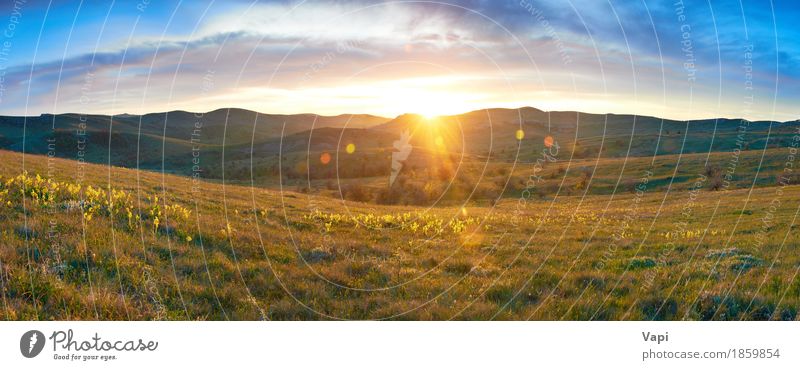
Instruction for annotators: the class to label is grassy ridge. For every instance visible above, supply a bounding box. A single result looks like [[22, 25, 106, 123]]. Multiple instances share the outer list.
[[0, 149, 799, 320], [3, 108, 796, 188]]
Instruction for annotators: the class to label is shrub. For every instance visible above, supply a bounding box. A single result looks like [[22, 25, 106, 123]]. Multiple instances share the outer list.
[[485, 285, 515, 304], [629, 257, 657, 269], [444, 260, 473, 275], [343, 183, 372, 202], [639, 297, 678, 320]]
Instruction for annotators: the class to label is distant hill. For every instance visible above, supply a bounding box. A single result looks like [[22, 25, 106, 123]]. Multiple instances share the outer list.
[[0, 106, 796, 185], [0, 108, 389, 177], [366, 107, 796, 172]]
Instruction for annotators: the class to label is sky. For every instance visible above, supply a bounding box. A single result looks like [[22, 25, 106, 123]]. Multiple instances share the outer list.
[[0, 0, 797, 121]]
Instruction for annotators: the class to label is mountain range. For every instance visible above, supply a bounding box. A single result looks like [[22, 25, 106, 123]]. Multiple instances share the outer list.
[[0, 107, 796, 184]]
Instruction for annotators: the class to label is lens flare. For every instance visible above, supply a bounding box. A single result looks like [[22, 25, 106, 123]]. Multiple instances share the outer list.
[[544, 135, 554, 148], [320, 152, 331, 164]]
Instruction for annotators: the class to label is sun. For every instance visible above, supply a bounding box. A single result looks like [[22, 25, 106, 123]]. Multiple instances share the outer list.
[[390, 90, 471, 119], [420, 113, 439, 122]]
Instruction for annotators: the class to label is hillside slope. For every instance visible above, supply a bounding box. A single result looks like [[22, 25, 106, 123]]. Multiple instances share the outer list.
[[1, 150, 799, 320], [0, 108, 795, 187], [0, 109, 389, 178]]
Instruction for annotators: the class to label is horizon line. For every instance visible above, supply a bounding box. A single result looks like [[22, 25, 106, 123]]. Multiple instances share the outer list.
[[4, 105, 797, 124]]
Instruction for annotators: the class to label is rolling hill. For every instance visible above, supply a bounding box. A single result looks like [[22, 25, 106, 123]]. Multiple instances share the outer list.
[[0, 107, 796, 200], [1, 148, 799, 320]]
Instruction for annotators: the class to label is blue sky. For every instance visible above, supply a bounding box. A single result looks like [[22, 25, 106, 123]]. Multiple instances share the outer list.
[[0, 0, 797, 121]]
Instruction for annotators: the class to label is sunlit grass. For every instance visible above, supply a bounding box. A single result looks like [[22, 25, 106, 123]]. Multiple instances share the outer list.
[[0, 149, 798, 320]]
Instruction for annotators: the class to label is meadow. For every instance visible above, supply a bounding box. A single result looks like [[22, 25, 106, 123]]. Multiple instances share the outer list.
[[1, 147, 799, 320]]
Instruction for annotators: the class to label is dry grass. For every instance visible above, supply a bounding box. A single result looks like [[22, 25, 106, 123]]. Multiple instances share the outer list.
[[0, 149, 798, 320]]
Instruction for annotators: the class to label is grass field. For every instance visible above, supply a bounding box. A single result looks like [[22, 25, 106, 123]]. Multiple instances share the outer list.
[[1, 147, 799, 320]]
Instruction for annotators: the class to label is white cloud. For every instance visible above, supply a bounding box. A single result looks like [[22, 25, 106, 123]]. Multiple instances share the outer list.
[[199, 2, 465, 47]]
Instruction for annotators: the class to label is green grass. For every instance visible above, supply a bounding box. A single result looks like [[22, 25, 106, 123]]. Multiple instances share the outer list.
[[0, 149, 798, 320]]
